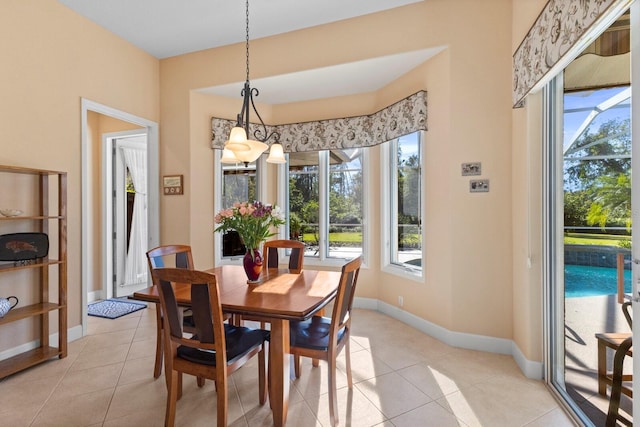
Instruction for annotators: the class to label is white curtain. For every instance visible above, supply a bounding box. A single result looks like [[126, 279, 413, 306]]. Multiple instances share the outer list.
[[121, 146, 148, 286]]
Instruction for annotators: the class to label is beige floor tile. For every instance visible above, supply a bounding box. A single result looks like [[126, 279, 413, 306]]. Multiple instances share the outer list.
[[133, 324, 158, 342], [437, 374, 559, 427], [396, 362, 470, 400], [246, 400, 318, 427], [525, 407, 576, 427], [337, 348, 394, 384], [126, 335, 158, 360], [0, 374, 59, 410], [50, 362, 124, 400], [69, 342, 130, 372], [105, 377, 168, 421], [389, 401, 464, 427], [102, 404, 166, 427], [355, 371, 432, 419], [31, 387, 113, 427], [309, 385, 387, 427], [429, 348, 521, 386], [82, 328, 136, 352], [365, 342, 428, 371], [0, 402, 41, 427], [119, 355, 158, 385]]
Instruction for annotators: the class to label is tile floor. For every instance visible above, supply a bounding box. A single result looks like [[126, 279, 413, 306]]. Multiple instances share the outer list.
[[0, 306, 575, 426]]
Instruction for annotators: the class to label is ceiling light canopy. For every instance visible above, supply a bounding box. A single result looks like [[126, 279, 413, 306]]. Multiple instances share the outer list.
[[223, 0, 285, 167]]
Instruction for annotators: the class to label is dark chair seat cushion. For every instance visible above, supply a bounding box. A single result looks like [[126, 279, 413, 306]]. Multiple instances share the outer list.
[[290, 316, 345, 351], [178, 324, 269, 366]]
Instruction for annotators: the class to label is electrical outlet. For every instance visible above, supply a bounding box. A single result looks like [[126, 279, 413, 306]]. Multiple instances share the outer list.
[[398, 296, 404, 307], [470, 179, 490, 193]]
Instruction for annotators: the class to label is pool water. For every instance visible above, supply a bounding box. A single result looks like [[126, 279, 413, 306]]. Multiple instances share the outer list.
[[564, 264, 632, 298]]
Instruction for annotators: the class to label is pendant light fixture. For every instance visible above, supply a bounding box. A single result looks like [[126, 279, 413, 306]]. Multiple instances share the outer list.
[[222, 0, 286, 166]]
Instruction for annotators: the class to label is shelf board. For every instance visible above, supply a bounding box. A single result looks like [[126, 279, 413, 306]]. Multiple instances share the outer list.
[[0, 165, 65, 175], [0, 303, 65, 325], [0, 346, 62, 379], [0, 259, 64, 273], [0, 216, 65, 221]]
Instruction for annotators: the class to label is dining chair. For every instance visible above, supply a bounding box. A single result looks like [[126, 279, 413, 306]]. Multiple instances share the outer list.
[[263, 239, 305, 273], [289, 256, 362, 427], [236, 239, 306, 327], [153, 267, 269, 427], [146, 244, 196, 379]]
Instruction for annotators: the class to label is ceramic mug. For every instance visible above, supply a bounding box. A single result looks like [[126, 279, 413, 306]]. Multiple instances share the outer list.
[[0, 296, 18, 317]]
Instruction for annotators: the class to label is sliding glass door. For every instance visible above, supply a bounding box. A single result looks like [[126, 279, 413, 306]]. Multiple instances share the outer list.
[[545, 4, 637, 425]]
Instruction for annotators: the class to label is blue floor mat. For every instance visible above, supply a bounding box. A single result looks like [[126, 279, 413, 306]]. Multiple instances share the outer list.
[[88, 299, 147, 319]]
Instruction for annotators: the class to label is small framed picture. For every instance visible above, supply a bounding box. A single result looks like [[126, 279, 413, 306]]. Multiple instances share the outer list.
[[163, 175, 183, 195]]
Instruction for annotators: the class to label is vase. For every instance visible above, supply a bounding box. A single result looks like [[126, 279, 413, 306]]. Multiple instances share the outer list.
[[243, 248, 263, 283]]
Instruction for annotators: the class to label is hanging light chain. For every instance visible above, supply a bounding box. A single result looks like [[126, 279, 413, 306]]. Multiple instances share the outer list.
[[245, 0, 250, 83]]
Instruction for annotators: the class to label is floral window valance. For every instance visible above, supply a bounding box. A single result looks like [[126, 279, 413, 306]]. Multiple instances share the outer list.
[[513, 0, 631, 108], [211, 90, 427, 153]]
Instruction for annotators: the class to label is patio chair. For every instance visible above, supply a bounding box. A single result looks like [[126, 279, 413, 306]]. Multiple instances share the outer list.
[[604, 301, 633, 426]]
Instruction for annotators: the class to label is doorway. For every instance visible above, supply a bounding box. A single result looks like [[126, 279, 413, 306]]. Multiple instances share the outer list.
[[80, 98, 159, 335], [105, 132, 149, 298]]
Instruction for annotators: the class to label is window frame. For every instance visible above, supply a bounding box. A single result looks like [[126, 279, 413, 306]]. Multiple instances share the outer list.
[[381, 131, 425, 281]]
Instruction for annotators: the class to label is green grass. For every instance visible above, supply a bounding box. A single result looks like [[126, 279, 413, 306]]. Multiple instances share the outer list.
[[302, 232, 362, 244], [564, 233, 631, 246]]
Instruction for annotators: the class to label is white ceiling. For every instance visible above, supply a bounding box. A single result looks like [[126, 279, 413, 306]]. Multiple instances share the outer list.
[[58, 0, 436, 104]]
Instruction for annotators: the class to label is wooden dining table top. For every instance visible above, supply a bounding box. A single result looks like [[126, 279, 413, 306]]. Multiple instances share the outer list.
[[132, 264, 342, 320]]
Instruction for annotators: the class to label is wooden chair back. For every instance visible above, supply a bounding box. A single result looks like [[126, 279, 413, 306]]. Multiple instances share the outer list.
[[331, 255, 362, 338], [145, 244, 195, 379], [153, 267, 267, 426], [146, 244, 194, 273], [263, 239, 305, 273]]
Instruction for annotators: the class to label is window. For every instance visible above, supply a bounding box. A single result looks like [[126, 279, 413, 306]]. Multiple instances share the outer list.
[[288, 149, 365, 262], [383, 131, 423, 275], [222, 163, 257, 207], [217, 159, 261, 258]]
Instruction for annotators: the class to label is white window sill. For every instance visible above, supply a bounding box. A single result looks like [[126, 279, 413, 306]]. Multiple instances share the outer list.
[[382, 263, 423, 283]]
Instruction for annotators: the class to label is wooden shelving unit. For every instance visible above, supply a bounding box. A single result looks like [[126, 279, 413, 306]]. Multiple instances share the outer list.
[[0, 165, 67, 379]]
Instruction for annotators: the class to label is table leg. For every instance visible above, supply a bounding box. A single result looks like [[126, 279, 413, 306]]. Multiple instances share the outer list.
[[269, 318, 290, 427], [597, 339, 606, 396]]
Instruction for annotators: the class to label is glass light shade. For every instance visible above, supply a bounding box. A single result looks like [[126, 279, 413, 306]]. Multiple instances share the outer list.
[[224, 126, 252, 153], [266, 143, 286, 164], [233, 139, 268, 164], [220, 148, 239, 164]]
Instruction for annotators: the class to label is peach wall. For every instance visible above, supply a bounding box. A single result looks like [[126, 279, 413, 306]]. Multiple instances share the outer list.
[[160, 0, 517, 343], [0, 0, 159, 348], [510, 0, 551, 363]]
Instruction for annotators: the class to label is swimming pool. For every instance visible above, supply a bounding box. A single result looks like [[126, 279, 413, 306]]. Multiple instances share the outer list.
[[564, 264, 631, 298]]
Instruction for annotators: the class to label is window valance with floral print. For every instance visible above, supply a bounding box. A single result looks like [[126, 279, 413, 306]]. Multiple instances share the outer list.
[[513, 0, 631, 108], [211, 90, 427, 153]]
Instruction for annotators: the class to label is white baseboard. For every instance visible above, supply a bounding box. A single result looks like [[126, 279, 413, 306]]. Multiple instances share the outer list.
[[353, 297, 543, 380]]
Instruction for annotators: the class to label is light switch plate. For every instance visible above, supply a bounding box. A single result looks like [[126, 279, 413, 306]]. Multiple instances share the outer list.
[[461, 162, 481, 176], [470, 179, 489, 192]]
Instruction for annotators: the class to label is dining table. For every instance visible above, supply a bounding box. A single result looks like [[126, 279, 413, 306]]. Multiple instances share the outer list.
[[131, 264, 342, 427]]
